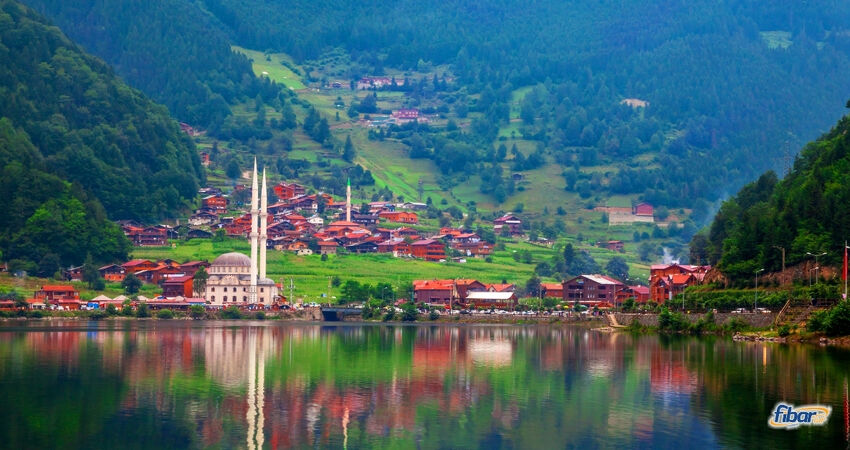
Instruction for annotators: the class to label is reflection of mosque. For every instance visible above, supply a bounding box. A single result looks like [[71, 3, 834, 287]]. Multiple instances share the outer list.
[[8, 325, 850, 448]]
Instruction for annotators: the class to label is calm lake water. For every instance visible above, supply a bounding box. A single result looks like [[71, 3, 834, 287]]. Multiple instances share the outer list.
[[0, 321, 848, 449]]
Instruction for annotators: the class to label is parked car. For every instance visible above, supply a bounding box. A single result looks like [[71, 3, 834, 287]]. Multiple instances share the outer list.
[[756, 308, 771, 313], [732, 308, 748, 314]]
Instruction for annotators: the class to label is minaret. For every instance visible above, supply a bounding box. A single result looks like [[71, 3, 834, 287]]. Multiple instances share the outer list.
[[346, 177, 351, 222], [259, 169, 268, 281], [249, 159, 259, 304]]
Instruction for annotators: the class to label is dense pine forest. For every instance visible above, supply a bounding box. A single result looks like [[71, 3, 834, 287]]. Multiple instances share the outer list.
[[692, 111, 850, 281], [199, 0, 850, 210], [0, 0, 204, 270]]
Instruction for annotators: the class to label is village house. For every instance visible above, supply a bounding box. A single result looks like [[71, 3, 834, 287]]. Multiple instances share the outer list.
[[122, 259, 159, 275], [346, 241, 378, 254], [98, 264, 126, 282], [189, 211, 219, 226], [413, 280, 456, 305], [602, 240, 625, 252], [649, 264, 711, 302], [633, 202, 654, 217], [162, 275, 194, 298], [378, 211, 418, 224], [317, 240, 339, 255], [377, 238, 411, 257], [202, 195, 228, 213], [64, 265, 84, 282], [541, 282, 564, 298], [465, 291, 517, 309], [30, 285, 81, 310], [453, 279, 487, 299], [179, 261, 210, 276], [123, 225, 169, 246], [486, 283, 516, 293], [351, 213, 380, 227], [273, 182, 306, 200], [410, 239, 446, 261], [563, 274, 625, 307], [616, 285, 651, 304], [187, 228, 214, 240], [494, 214, 523, 235], [392, 108, 424, 124]]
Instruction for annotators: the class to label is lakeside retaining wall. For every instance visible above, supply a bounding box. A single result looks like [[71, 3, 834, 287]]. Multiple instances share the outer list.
[[614, 312, 776, 328]]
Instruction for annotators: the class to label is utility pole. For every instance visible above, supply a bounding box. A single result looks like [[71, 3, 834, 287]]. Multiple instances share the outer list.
[[806, 252, 826, 285], [289, 278, 295, 305]]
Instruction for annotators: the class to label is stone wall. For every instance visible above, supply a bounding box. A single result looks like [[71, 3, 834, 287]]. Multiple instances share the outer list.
[[614, 312, 776, 328]]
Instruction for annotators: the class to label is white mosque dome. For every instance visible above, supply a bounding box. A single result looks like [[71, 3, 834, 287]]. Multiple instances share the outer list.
[[212, 252, 252, 267], [258, 277, 276, 285]]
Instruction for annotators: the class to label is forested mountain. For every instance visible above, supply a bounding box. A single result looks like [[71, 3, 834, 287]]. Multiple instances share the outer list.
[[0, 0, 204, 269], [691, 111, 850, 281], [22, 0, 281, 129], [201, 0, 850, 212]]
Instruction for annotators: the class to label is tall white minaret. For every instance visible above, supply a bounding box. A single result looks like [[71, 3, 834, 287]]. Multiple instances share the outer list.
[[259, 169, 268, 281], [249, 159, 259, 304], [346, 177, 351, 222]]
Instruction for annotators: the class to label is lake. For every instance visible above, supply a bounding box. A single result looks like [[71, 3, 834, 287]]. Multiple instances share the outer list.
[[0, 321, 847, 449]]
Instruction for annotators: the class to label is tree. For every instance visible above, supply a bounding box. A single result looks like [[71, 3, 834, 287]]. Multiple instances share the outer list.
[[226, 159, 241, 180], [525, 276, 542, 297], [189, 304, 206, 319], [193, 267, 208, 296], [122, 272, 142, 294], [605, 256, 630, 282], [343, 135, 356, 162], [401, 302, 419, 321], [136, 302, 150, 318], [82, 255, 104, 290]]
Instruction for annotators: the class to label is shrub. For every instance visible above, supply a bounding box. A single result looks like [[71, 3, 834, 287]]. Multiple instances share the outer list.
[[189, 305, 206, 320], [401, 303, 418, 322], [823, 301, 850, 336], [221, 307, 243, 320], [723, 318, 749, 334], [106, 304, 118, 316], [777, 324, 791, 337], [658, 307, 688, 333], [156, 309, 174, 319], [89, 310, 108, 320], [136, 303, 150, 318], [254, 311, 266, 320], [26, 309, 45, 319], [382, 310, 396, 322], [121, 305, 134, 316], [807, 309, 828, 332], [429, 310, 440, 321]]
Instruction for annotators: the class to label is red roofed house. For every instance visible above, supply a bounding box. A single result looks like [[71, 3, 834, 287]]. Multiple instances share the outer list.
[[649, 264, 711, 302], [33, 285, 81, 310], [563, 274, 625, 306], [274, 182, 306, 200], [633, 203, 654, 217], [122, 259, 159, 275], [494, 214, 523, 235], [413, 280, 456, 305], [411, 239, 445, 261], [377, 238, 411, 256], [98, 264, 126, 282], [541, 282, 564, 298], [162, 275, 195, 298], [317, 240, 339, 255], [378, 211, 418, 224], [454, 279, 487, 299], [616, 285, 651, 304], [202, 195, 228, 213]]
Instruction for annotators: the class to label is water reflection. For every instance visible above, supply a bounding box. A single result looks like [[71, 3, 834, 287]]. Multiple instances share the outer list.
[[0, 322, 848, 449]]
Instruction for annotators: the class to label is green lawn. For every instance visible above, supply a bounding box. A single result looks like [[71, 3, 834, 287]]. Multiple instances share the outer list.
[[232, 46, 306, 90]]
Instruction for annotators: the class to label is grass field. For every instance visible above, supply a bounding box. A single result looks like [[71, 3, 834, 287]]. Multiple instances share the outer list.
[[232, 46, 306, 90]]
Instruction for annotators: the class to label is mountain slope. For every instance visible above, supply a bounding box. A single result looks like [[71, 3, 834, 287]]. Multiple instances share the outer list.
[[0, 0, 205, 268], [692, 112, 850, 281], [22, 0, 281, 129]]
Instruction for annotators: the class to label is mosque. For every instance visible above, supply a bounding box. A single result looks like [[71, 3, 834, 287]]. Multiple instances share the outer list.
[[205, 160, 278, 306]]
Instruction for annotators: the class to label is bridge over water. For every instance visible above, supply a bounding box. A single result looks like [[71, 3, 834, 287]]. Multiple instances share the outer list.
[[320, 306, 362, 321]]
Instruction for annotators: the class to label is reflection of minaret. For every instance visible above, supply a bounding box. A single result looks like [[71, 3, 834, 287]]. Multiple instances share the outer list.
[[249, 159, 259, 304], [246, 330, 266, 450], [346, 177, 351, 222], [259, 169, 268, 280]]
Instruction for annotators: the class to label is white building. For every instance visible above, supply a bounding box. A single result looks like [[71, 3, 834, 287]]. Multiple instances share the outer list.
[[204, 160, 278, 306]]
